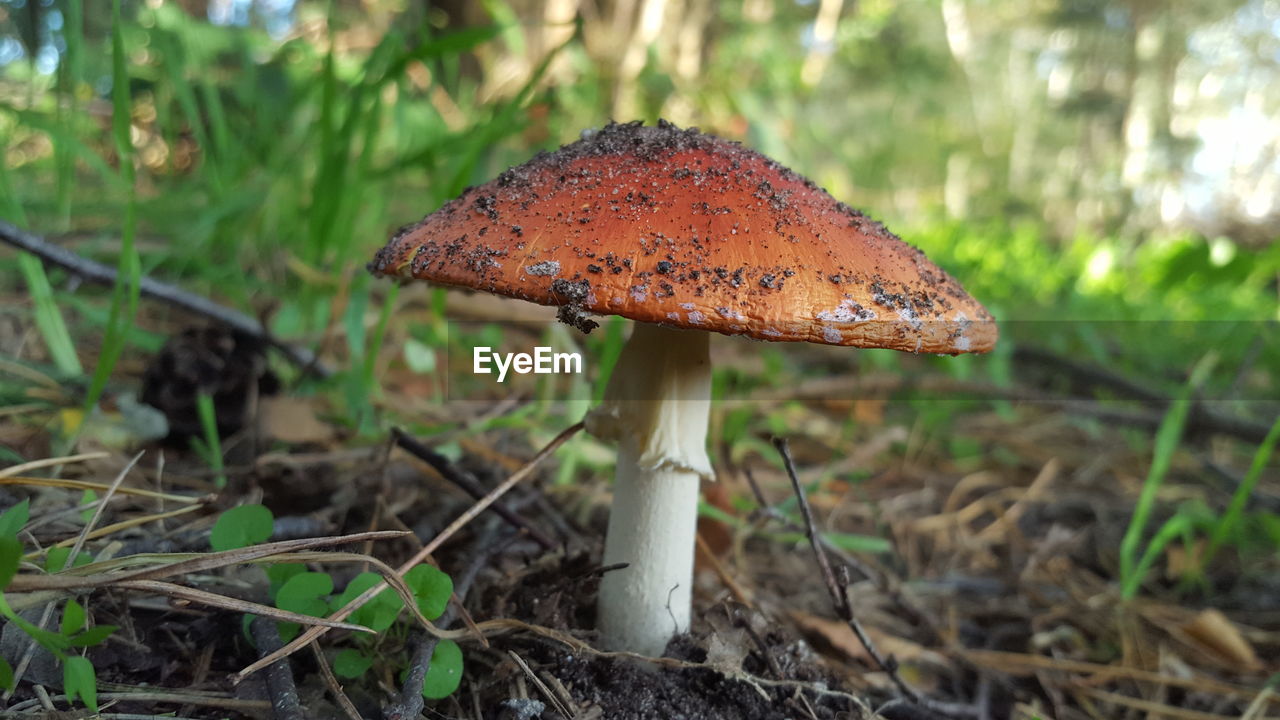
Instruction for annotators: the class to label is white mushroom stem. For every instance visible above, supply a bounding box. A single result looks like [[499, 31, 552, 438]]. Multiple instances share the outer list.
[[585, 322, 714, 656]]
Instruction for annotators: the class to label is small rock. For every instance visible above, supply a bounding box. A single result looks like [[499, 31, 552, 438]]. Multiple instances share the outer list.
[[498, 697, 546, 720]]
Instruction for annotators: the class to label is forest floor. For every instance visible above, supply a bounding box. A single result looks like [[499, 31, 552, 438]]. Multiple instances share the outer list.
[[1, 289, 1278, 720]]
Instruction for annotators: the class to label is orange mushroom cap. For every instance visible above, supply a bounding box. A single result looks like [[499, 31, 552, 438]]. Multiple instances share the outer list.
[[369, 120, 996, 354]]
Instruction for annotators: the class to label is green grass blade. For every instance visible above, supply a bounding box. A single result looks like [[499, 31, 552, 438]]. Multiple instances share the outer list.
[[53, 0, 84, 227], [382, 25, 503, 81], [151, 27, 224, 195], [592, 317, 626, 404], [195, 392, 227, 488], [16, 254, 82, 376], [1118, 354, 1217, 600], [0, 133, 81, 377], [363, 283, 399, 391], [1127, 513, 1196, 598], [0, 105, 130, 194], [1205, 414, 1280, 563], [198, 77, 233, 185], [84, 0, 142, 412]]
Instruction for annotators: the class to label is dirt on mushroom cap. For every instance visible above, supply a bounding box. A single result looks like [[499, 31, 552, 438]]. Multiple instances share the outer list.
[[368, 120, 996, 354]]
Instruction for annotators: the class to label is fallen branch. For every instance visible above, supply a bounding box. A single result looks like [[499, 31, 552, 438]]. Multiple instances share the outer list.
[[0, 219, 330, 378], [251, 616, 305, 720], [1014, 344, 1276, 443]]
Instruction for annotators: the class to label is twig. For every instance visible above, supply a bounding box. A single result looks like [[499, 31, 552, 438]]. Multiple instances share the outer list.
[[960, 648, 1270, 698], [42, 715, 207, 720], [311, 644, 363, 720], [772, 437, 932, 709], [392, 427, 557, 550], [8, 530, 411, 592], [774, 439, 987, 719], [33, 684, 55, 710], [875, 697, 982, 719], [740, 467, 776, 520], [566, 561, 629, 581], [251, 617, 305, 720], [696, 532, 753, 605], [771, 440, 850, 619], [1072, 685, 1249, 720], [1012, 345, 1168, 404], [0, 219, 329, 377], [745, 460, 945, 645], [1198, 455, 1280, 512], [232, 421, 585, 684], [0, 451, 110, 479], [508, 650, 576, 719], [389, 637, 442, 720], [751, 369, 1276, 444], [472, 616, 876, 712], [4, 690, 270, 713], [113, 579, 376, 632], [66, 451, 142, 568]]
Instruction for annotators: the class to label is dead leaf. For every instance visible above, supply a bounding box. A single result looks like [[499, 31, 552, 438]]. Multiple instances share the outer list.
[[704, 610, 752, 675], [1164, 539, 1206, 580], [705, 630, 753, 675], [1178, 609, 1263, 672], [853, 399, 885, 425], [259, 396, 334, 444], [789, 611, 948, 668]]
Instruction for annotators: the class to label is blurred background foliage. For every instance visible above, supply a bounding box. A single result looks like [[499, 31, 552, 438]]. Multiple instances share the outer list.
[[0, 0, 1276, 424]]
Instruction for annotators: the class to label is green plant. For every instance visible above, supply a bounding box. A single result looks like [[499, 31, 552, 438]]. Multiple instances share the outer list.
[[1118, 354, 1216, 599], [0, 499, 118, 710], [1205, 415, 1280, 564], [418, 638, 464, 699], [321, 564, 460, 698], [210, 504, 274, 551], [44, 546, 93, 572], [193, 392, 228, 488], [0, 655, 11, 694], [0, 503, 22, 692], [0, 128, 80, 380], [16, 254, 82, 377], [1129, 414, 1280, 592], [698, 501, 892, 554], [83, 0, 141, 415], [274, 571, 334, 643], [209, 505, 464, 698]]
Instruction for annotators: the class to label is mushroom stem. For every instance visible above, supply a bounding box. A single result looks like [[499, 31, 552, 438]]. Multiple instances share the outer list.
[[586, 323, 713, 656], [598, 438, 702, 654]]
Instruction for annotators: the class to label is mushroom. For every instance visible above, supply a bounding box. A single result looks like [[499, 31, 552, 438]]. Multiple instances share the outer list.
[[369, 120, 996, 656]]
